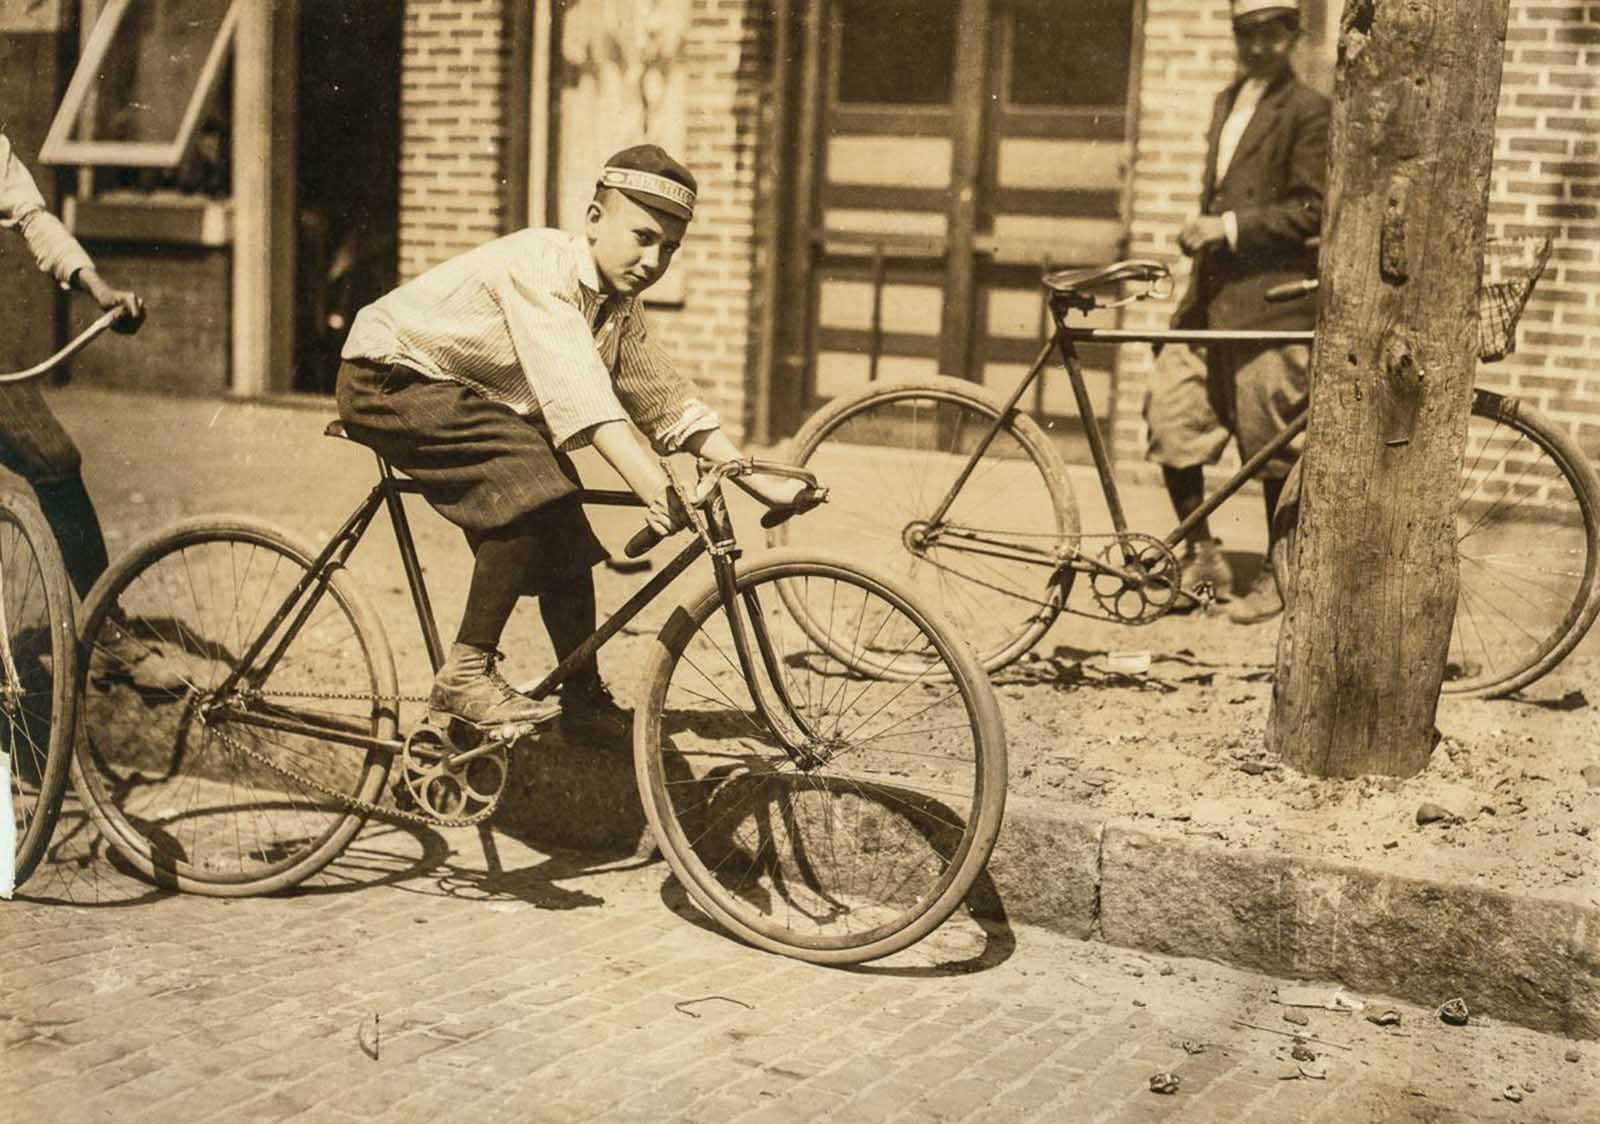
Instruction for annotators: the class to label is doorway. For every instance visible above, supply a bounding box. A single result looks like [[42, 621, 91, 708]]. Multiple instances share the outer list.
[[775, 0, 1142, 456]]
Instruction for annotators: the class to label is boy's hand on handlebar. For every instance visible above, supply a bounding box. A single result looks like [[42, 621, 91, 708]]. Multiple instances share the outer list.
[[644, 483, 689, 537], [741, 472, 807, 509]]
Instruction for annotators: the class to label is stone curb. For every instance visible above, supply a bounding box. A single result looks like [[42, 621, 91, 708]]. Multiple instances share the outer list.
[[497, 748, 1600, 1040]]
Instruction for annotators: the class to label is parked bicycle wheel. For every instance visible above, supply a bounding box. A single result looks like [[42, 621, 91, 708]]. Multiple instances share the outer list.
[[635, 551, 1007, 964], [1, 492, 76, 892], [1273, 388, 1600, 698], [72, 517, 397, 894], [775, 376, 1079, 676]]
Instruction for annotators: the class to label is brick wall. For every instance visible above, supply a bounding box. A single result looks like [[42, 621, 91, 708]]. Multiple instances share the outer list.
[[398, 0, 512, 276], [1118, 0, 1600, 472], [395, 0, 770, 442]]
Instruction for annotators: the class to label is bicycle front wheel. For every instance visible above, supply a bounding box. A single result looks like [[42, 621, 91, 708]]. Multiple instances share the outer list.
[[2, 492, 76, 892], [775, 376, 1079, 675], [1447, 389, 1600, 696], [72, 517, 397, 894], [635, 551, 1007, 964]]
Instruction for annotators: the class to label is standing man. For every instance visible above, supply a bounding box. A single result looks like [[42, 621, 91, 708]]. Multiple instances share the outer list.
[[1145, 0, 1328, 623]]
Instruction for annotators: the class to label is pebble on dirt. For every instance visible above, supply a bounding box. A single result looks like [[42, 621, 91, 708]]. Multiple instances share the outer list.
[[1415, 802, 1457, 826], [1503, 1085, 1524, 1103], [1366, 1009, 1402, 1027], [1564, 1047, 1581, 1063], [1149, 1072, 1181, 1095], [1438, 998, 1471, 1026]]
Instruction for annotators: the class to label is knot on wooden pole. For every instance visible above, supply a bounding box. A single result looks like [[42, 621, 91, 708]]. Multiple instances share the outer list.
[[1381, 175, 1411, 284]]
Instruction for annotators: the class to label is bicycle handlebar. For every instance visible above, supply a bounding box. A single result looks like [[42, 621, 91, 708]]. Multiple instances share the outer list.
[[622, 459, 828, 559], [0, 309, 124, 384], [1264, 278, 1319, 304]]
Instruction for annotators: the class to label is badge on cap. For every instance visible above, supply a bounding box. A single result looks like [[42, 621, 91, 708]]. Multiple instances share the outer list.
[[598, 144, 698, 222], [1231, 0, 1299, 21]]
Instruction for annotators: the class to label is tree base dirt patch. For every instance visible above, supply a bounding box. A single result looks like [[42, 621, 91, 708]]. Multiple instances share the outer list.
[[989, 605, 1600, 907]]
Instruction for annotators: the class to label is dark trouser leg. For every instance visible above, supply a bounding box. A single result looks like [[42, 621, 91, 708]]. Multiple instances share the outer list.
[[0, 383, 108, 599], [32, 476, 111, 599], [1162, 464, 1214, 543], [1262, 476, 1286, 555], [538, 570, 598, 687], [456, 523, 543, 649]]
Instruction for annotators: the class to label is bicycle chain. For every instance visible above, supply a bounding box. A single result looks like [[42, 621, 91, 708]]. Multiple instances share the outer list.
[[202, 687, 504, 829]]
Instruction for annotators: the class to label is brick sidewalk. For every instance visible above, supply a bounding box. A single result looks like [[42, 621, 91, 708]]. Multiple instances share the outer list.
[[5, 798, 1595, 1124]]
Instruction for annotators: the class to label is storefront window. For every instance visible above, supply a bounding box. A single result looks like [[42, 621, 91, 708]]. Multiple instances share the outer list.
[[835, 0, 958, 105], [40, 0, 238, 170], [1007, 0, 1133, 109]]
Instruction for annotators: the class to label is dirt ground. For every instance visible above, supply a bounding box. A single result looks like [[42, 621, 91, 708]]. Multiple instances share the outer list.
[[986, 573, 1600, 908]]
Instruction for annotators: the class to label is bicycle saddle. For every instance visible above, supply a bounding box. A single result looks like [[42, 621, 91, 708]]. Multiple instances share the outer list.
[[1043, 258, 1169, 296]]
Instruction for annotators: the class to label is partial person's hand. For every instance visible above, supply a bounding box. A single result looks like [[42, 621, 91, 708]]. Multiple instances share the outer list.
[[644, 482, 689, 537], [1178, 215, 1227, 257], [78, 267, 146, 334], [742, 472, 806, 509]]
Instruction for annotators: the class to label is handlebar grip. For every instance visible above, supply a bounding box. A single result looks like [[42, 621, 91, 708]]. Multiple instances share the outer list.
[[624, 524, 663, 559], [759, 485, 829, 529], [1264, 279, 1319, 304]]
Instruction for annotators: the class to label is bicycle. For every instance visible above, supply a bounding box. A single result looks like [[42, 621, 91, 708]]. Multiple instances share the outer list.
[[1, 310, 123, 896], [68, 435, 1007, 964], [772, 239, 1600, 699]]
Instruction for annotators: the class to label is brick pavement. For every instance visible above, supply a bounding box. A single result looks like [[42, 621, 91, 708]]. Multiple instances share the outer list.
[[5, 797, 1595, 1124]]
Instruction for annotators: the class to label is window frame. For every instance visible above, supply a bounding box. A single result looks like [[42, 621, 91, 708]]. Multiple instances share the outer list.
[[40, 0, 240, 168]]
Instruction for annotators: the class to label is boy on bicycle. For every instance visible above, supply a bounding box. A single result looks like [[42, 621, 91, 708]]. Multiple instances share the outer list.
[[337, 145, 801, 739]]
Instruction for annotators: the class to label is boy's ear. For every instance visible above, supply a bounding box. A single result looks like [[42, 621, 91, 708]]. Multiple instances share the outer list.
[[585, 199, 605, 227]]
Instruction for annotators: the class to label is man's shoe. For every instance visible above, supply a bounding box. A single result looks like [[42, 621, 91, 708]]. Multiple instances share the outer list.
[[557, 677, 632, 745], [95, 625, 190, 693], [430, 643, 560, 728], [1226, 565, 1284, 624], [1177, 538, 1233, 607]]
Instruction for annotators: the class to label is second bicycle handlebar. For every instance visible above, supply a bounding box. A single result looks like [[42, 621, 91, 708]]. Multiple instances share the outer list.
[[0, 309, 126, 384], [623, 459, 829, 559]]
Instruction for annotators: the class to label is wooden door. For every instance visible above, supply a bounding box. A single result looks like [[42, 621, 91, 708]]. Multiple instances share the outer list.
[[777, 0, 1142, 459]]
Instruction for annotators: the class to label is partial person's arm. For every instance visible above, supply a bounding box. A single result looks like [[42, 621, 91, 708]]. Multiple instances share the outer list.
[[1, 135, 145, 332]]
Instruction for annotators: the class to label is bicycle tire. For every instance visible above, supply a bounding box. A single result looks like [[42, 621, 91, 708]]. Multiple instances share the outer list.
[[71, 516, 397, 895], [1272, 388, 1600, 698], [634, 549, 1007, 964], [2, 491, 76, 891], [774, 376, 1079, 676]]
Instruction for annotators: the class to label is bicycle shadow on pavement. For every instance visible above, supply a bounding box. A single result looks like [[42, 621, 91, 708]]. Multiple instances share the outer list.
[[994, 641, 1272, 694]]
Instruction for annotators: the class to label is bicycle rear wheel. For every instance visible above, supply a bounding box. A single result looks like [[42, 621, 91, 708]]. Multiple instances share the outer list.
[[774, 376, 1078, 676], [635, 551, 1007, 964], [1273, 388, 1600, 697], [2, 492, 75, 893], [72, 517, 397, 894], [1447, 389, 1600, 696]]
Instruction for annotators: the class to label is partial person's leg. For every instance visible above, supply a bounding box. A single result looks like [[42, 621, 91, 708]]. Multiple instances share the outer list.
[[1145, 345, 1233, 602], [1225, 344, 1310, 623], [0, 383, 108, 598]]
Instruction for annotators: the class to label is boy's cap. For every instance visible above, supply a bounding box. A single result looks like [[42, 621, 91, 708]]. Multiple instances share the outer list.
[[1231, 0, 1298, 24], [598, 144, 697, 221]]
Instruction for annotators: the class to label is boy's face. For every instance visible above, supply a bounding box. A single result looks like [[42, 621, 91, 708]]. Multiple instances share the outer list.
[[1233, 15, 1298, 82], [586, 190, 688, 297]]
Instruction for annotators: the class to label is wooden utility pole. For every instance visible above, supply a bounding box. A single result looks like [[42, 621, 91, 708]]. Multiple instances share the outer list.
[[1269, 0, 1511, 777]]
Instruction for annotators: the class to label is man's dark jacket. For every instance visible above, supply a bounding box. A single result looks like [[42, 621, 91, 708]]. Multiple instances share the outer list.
[[1173, 68, 1330, 333]]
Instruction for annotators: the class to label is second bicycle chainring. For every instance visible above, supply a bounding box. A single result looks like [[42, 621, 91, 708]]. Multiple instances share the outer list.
[[1087, 533, 1181, 624]]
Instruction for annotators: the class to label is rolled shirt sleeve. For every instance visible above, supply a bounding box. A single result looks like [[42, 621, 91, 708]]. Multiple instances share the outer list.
[[0, 134, 93, 288], [613, 306, 721, 454]]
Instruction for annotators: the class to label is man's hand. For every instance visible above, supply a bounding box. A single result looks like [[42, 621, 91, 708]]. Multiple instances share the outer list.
[[77, 267, 146, 334], [1178, 215, 1228, 257]]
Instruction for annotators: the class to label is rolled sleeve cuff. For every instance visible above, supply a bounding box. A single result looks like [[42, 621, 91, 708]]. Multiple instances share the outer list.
[[20, 211, 93, 289], [651, 399, 721, 455], [548, 400, 632, 451]]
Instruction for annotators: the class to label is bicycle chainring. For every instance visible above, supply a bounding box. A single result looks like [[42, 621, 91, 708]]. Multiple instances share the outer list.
[[1087, 533, 1181, 624], [400, 724, 508, 823]]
